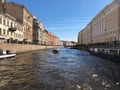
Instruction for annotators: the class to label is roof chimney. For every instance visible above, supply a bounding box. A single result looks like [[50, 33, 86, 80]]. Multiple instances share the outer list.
[[0, 0, 5, 4], [0, 0, 6, 13]]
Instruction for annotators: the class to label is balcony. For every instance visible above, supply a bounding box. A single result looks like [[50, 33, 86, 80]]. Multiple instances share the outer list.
[[9, 27, 17, 32]]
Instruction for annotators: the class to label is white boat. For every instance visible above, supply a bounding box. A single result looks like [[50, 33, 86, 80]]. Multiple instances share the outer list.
[[0, 49, 16, 59], [0, 54, 16, 59]]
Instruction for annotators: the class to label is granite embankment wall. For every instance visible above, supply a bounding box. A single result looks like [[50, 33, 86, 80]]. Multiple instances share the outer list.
[[0, 43, 62, 53]]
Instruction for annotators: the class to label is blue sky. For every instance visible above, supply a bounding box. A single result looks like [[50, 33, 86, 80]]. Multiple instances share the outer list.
[[7, 0, 113, 41]]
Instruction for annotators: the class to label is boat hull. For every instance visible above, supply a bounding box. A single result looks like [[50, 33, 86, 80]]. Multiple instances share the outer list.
[[52, 49, 60, 54], [0, 54, 16, 59], [89, 51, 120, 63]]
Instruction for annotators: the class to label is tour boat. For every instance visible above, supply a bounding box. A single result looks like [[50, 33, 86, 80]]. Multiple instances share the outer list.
[[52, 48, 60, 54]]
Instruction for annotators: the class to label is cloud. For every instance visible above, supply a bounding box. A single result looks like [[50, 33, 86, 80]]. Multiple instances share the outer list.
[[44, 17, 92, 41], [45, 17, 92, 30], [47, 25, 85, 30]]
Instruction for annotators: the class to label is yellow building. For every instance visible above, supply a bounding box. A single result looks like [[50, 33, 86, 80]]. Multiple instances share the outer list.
[[33, 17, 45, 45], [78, 31, 82, 45], [78, 22, 92, 45], [44, 30, 49, 45], [5, 2, 33, 43], [78, 0, 120, 45]]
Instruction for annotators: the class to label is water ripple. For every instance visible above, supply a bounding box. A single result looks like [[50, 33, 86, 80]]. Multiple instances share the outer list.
[[0, 48, 120, 90]]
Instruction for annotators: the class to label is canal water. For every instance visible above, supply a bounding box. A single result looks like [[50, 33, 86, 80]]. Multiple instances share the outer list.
[[0, 48, 120, 90]]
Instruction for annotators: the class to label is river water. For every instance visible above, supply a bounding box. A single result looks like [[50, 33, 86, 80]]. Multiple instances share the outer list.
[[0, 48, 120, 90]]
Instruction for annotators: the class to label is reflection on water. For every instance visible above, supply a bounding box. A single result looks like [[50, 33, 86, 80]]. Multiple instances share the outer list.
[[0, 48, 120, 90]]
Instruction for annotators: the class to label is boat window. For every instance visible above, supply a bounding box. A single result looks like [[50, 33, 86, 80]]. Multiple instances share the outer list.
[[0, 37, 6, 43]]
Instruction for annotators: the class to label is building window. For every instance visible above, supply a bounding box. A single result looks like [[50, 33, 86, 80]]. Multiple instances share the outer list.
[[11, 32, 12, 36], [7, 30, 9, 35], [11, 22, 13, 27], [0, 18, 2, 24], [16, 33, 17, 37], [3, 29, 5, 35], [3, 19, 5, 25], [7, 20, 9, 26], [114, 10, 117, 18], [14, 33, 16, 37], [0, 28, 2, 35]]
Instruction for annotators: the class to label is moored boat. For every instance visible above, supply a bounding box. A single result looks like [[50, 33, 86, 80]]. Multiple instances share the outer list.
[[0, 49, 16, 60], [89, 48, 120, 63]]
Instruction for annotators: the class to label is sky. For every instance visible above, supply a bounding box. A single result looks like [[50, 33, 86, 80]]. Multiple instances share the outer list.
[[7, 0, 113, 41]]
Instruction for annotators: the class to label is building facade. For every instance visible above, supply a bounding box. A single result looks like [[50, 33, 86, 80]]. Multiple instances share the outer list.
[[78, 0, 120, 45], [5, 2, 33, 43], [78, 31, 82, 45], [0, 0, 4, 3], [33, 17, 45, 44], [44, 30, 49, 45], [47, 32, 53, 45], [63, 41, 76, 47], [0, 13, 23, 43], [0, 0, 61, 46], [53, 36, 60, 46]]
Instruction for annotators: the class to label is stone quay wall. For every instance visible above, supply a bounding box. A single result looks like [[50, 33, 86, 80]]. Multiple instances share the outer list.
[[0, 43, 62, 53]]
